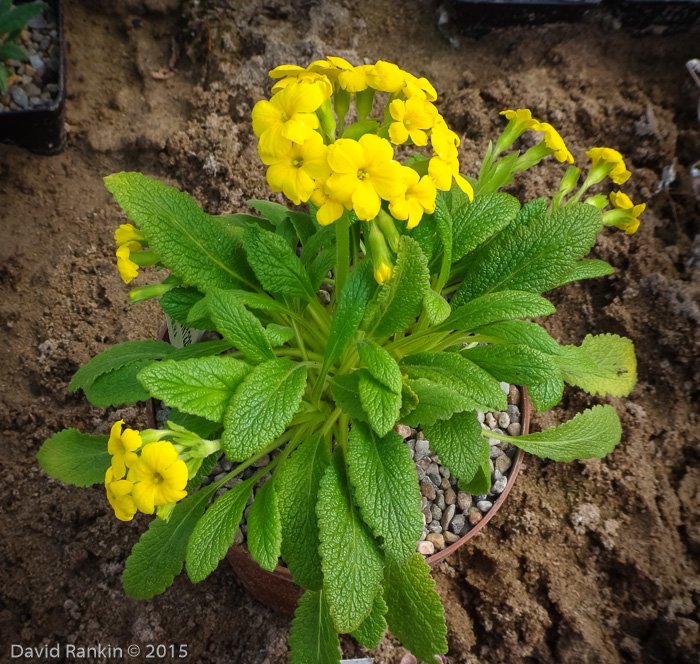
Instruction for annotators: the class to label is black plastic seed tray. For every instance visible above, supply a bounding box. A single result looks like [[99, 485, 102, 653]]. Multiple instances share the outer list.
[[613, 0, 700, 34], [0, 0, 65, 155]]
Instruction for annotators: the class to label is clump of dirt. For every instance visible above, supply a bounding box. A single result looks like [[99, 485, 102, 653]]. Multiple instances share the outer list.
[[1, 1, 699, 662]]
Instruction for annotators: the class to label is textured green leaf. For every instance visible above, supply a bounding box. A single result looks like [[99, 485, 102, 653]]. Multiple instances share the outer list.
[[69, 339, 174, 392], [433, 194, 452, 284], [248, 199, 291, 227], [186, 479, 254, 583], [37, 430, 110, 487], [350, 592, 388, 649], [553, 333, 636, 397], [525, 378, 565, 413], [329, 372, 368, 423], [243, 225, 315, 300], [400, 353, 507, 412], [401, 378, 477, 428], [358, 370, 402, 436], [0, 2, 46, 35], [186, 296, 216, 330], [384, 554, 448, 662], [505, 405, 622, 461], [441, 290, 555, 332], [219, 289, 290, 314], [408, 209, 437, 262], [309, 246, 337, 291], [207, 288, 275, 364], [452, 203, 603, 306], [104, 173, 256, 292], [124, 485, 216, 599], [289, 590, 341, 664], [222, 359, 308, 461], [472, 320, 562, 355], [300, 225, 336, 264], [0, 42, 28, 61], [185, 452, 220, 492], [277, 434, 330, 590], [160, 286, 205, 328], [398, 381, 419, 421], [452, 193, 520, 261], [83, 360, 152, 407], [461, 343, 562, 410], [424, 289, 451, 325], [458, 439, 491, 495], [423, 411, 485, 483], [166, 339, 233, 361], [556, 259, 614, 287], [288, 211, 317, 246], [265, 323, 294, 347], [323, 262, 375, 370], [137, 356, 250, 422], [247, 480, 282, 572], [347, 422, 422, 564], [508, 197, 547, 233], [357, 339, 402, 394], [363, 236, 430, 338], [168, 408, 222, 440], [317, 449, 384, 632], [218, 212, 275, 233]]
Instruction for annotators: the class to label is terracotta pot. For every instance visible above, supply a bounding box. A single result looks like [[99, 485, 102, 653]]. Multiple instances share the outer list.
[[153, 324, 529, 615]]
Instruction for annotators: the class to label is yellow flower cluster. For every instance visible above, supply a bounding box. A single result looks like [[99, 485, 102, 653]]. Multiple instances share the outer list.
[[114, 225, 143, 284], [500, 109, 574, 163], [586, 147, 631, 185], [104, 420, 188, 521], [608, 191, 645, 234], [252, 57, 473, 228]]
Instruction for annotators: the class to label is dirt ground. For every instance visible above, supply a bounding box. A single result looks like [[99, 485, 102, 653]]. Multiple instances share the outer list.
[[1, 1, 699, 662]]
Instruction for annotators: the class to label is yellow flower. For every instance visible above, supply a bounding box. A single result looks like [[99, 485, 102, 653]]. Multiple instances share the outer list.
[[252, 80, 324, 156], [374, 259, 393, 285], [326, 134, 406, 221], [268, 64, 305, 79], [608, 191, 645, 234], [108, 420, 142, 479], [271, 70, 333, 99], [105, 467, 137, 522], [127, 441, 188, 515], [389, 168, 437, 229], [535, 122, 573, 163], [310, 176, 346, 226], [586, 147, 631, 185], [261, 133, 330, 205], [428, 130, 473, 198], [500, 108, 541, 131], [116, 242, 140, 284], [338, 64, 374, 92], [114, 224, 144, 247], [388, 97, 436, 146], [403, 73, 437, 101], [367, 60, 406, 93]]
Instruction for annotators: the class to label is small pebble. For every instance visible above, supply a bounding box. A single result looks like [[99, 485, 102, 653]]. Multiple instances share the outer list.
[[427, 521, 442, 534], [416, 541, 435, 555], [476, 410, 485, 423], [426, 533, 445, 550], [477, 500, 493, 512], [431, 504, 443, 522], [11, 87, 28, 108], [499, 381, 510, 394], [457, 492, 471, 511], [444, 488, 456, 505], [489, 446, 504, 459], [440, 477, 450, 491], [415, 439, 430, 458], [27, 15, 48, 29], [395, 424, 412, 438], [422, 507, 432, 523], [469, 511, 483, 526], [485, 412, 497, 429], [317, 289, 330, 305], [507, 422, 522, 437], [234, 528, 245, 544], [416, 431, 426, 440], [221, 459, 233, 472], [444, 531, 460, 544], [419, 529, 427, 541], [495, 455, 512, 474], [428, 472, 442, 486], [450, 514, 466, 535], [507, 404, 520, 423], [441, 504, 456, 532], [439, 465, 450, 478], [29, 54, 44, 70], [435, 492, 446, 511], [427, 462, 439, 476], [213, 472, 227, 482], [508, 384, 521, 405], [253, 454, 270, 468], [497, 412, 510, 428], [492, 476, 508, 494]]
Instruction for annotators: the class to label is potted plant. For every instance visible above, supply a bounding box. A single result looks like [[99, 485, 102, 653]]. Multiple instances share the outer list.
[[37, 57, 639, 662]]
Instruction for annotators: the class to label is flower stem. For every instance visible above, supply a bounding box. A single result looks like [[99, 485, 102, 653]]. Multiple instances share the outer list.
[[335, 210, 350, 301]]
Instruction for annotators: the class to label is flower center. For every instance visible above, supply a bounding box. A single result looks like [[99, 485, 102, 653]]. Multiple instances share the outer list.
[[152, 473, 164, 485], [357, 168, 369, 181], [280, 112, 290, 122], [404, 119, 412, 128], [292, 157, 304, 169]]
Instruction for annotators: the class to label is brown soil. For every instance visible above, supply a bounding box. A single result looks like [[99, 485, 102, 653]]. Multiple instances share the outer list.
[[1, 1, 699, 662]]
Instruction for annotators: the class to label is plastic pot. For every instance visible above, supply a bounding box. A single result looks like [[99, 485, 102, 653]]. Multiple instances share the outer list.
[[0, 0, 66, 154]]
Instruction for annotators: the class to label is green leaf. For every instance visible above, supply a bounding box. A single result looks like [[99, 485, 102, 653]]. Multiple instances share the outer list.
[[308, 246, 336, 293], [186, 480, 254, 583], [0, 42, 27, 60], [401, 378, 477, 428], [288, 211, 317, 246], [423, 411, 485, 483], [244, 225, 315, 301], [317, 449, 384, 633], [357, 339, 402, 394], [400, 353, 507, 412], [247, 480, 282, 572], [398, 381, 419, 421], [247, 199, 291, 227], [207, 288, 275, 364], [556, 259, 614, 286], [69, 339, 174, 393], [508, 197, 547, 233], [342, 119, 380, 140], [185, 452, 220, 492], [408, 210, 437, 262], [433, 194, 452, 286], [137, 356, 250, 422], [218, 212, 275, 233], [166, 339, 233, 361], [104, 173, 256, 292], [323, 262, 375, 370], [0, 2, 46, 35], [441, 290, 555, 332], [289, 590, 341, 664], [423, 289, 451, 325], [265, 323, 294, 347], [452, 203, 603, 306], [358, 370, 402, 436], [347, 422, 423, 564], [277, 434, 330, 590], [458, 439, 491, 495], [123, 485, 216, 599], [37, 430, 110, 487], [185, 297, 216, 330], [452, 193, 520, 261], [505, 405, 622, 461], [363, 236, 430, 338], [472, 320, 562, 355], [300, 225, 336, 264], [350, 592, 388, 649], [222, 359, 308, 461], [160, 286, 205, 328], [217, 289, 290, 314], [83, 360, 152, 407], [168, 408, 222, 440], [329, 372, 368, 423], [553, 334, 636, 397], [384, 554, 448, 662]]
